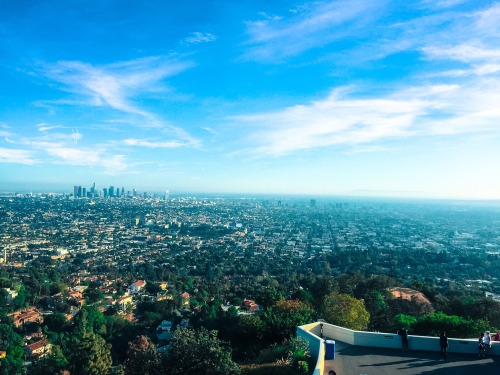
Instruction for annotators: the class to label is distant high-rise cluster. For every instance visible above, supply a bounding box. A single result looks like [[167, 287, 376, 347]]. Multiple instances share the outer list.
[[72, 183, 169, 200]]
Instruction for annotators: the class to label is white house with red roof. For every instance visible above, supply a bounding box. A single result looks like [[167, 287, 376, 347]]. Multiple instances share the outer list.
[[25, 340, 51, 359], [128, 280, 147, 294]]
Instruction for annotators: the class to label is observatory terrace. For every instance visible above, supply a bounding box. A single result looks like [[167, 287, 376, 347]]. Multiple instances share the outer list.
[[298, 322, 499, 375]]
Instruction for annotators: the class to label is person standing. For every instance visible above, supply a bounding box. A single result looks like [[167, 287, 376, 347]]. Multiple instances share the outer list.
[[483, 331, 491, 356], [478, 333, 485, 358], [439, 331, 448, 359], [398, 328, 409, 351], [493, 330, 500, 341]]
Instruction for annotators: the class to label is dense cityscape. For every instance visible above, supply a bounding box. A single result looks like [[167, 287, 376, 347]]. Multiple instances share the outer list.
[[0, 189, 499, 374], [3, 0, 500, 373]]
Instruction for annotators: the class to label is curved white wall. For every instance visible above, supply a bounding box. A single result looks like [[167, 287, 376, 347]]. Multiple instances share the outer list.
[[298, 322, 499, 375]]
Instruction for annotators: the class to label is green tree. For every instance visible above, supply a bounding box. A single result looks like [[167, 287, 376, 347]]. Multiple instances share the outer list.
[[323, 292, 370, 331], [31, 345, 69, 375], [44, 312, 69, 333], [12, 284, 27, 310], [394, 314, 417, 330], [412, 312, 488, 338], [0, 323, 25, 375], [74, 306, 107, 335], [0, 290, 9, 316], [124, 335, 161, 375], [164, 328, 240, 375], [365, 291, 392, 331], [223, 315, 266, 360], [264, 299, 315, 344], [67, 332, 112, 375]]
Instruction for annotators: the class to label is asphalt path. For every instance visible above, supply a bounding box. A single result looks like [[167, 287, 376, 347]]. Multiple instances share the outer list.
[[323, 340, 499, 374]]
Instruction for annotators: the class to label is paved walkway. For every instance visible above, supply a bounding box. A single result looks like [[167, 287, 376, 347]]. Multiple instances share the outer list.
[[324, 340, 499, 374]]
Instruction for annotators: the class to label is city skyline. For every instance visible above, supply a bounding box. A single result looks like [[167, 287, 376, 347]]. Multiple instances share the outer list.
[[1, 1, 500, 199]]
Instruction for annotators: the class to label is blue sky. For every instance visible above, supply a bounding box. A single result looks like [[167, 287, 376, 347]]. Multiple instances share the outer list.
[[1, 0, 500, 199]]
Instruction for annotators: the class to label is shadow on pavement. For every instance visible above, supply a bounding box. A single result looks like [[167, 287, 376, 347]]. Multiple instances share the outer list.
[[325, 341, 499, 375]]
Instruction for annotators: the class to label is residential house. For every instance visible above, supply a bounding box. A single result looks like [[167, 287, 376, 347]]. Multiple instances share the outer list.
[[26, 340, 51, 359], [115, 295, 133, 311], [242, 298, 260, 312], [128, 280, 147, 294], [9, 308, 43, 328], [3, 288, 18, 304], [180, 292, 190, 308]]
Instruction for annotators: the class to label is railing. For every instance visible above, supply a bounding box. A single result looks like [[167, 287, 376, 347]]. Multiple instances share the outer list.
[[297, 322, 499, 375]]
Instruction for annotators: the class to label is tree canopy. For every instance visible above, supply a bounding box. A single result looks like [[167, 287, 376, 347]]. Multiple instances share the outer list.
[[322, 292, 370, 331], [124, 335, 162, 375], [164, 328, 240, 375]]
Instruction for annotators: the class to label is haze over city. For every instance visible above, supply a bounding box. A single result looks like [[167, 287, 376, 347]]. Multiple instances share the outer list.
[[1, 1, 500, 199]]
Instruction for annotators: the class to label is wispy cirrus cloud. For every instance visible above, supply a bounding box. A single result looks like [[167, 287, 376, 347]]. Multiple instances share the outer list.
[[232, 2, 500, 157], [2, 127, 127, 173], [417, 4, 500, 77], [243, 0, 384, 61], [184, 32, 216, 44], [418, 0, 467, 9], [37, 123, 65, 132], [0, 147, 37, 164], [0, 130, 13, 138], [423, 43, 500, 63], [41, 56, 194, 120], [120, 138, 198, 148], [36, 56, 202, 148], [45, 147, 127, 173], [0, 122, 14, 138], [233, 79, 500, 156]]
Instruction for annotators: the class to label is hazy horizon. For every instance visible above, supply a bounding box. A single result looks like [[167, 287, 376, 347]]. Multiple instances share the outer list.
[[2, 1, 500, 199]]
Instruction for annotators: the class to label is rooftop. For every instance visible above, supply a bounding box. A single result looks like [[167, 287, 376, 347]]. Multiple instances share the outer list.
[[325, 340, 498, 374], [297, 322, 499, 375]]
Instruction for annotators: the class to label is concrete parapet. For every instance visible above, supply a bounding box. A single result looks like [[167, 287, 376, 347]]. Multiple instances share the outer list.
[[298, 321, 499, 375]]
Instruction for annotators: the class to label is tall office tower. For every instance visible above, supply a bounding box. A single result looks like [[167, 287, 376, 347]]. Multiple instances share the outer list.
[[310, 199, 317, 208], [77, 186, 82, 198], [103, 188, 108, 198], [109, 186, 114, 197], [133, 188, 137, 197], [164, 190, 169, 200], [74, 186, 78, 197], [82, 188, 87, 198], [121, 187, 125, 197], [91, 182, 96, 196]]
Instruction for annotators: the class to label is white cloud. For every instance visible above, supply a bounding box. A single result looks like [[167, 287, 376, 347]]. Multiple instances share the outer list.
[[0, 122, 14, 137], [419, 0, 467, 8], [45, 147, 127, 173], [243, 0, 383, 61], [474, 64, 500, 75], [233, 79, 500, 156], [423, 43, 500, 63], [0, 147, 37, 164], [37, 123, 65, 132], [184, 32, 217, 44], [5, 128, 129, 173], [475, 3, 500, 36], [42, 56, 193, 120], [0, 130, 13, 137], [121, 138, 190, 148], [36, 56, 201, 147]]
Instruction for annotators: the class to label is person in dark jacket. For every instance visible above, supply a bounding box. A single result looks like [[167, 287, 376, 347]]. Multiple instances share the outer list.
[[398, 328, 409, 351], [439, 331, 449, 359]]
